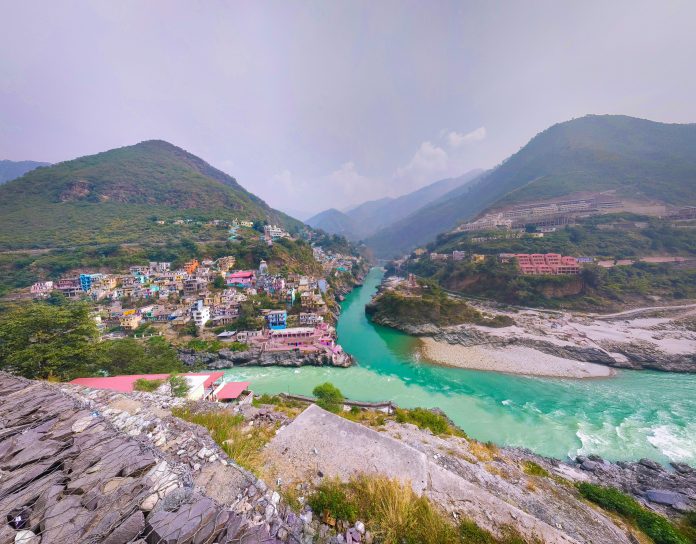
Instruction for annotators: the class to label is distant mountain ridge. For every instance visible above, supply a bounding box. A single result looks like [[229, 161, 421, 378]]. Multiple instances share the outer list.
[[0, 159, 50, 184], [366, 115, 696, 257], [0, 140, 302, 249], [304, 208, 359, 237], [306, 169, 483, 240]]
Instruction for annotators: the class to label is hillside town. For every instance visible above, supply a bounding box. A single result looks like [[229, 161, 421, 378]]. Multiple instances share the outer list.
[[28, 233, 363, 367]]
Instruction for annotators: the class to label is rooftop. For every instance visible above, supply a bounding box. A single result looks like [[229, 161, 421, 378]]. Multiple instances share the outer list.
[[215, 381, 251, 400]]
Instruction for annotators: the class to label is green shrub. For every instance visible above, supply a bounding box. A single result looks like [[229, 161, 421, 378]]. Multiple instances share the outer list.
[[313, 382, 344, 413], [308, 478, 357, 523], [133, 378, 164, 392], [186, 338, 224, 352], [227, 341, 249, 352], [577, 483, 688, 544]]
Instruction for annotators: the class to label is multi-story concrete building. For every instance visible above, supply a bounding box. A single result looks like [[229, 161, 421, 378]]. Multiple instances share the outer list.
[[191, 300, 210, 328], [515, 253, 580, 275]]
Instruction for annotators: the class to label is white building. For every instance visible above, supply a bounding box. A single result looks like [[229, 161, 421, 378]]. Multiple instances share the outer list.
[[299, 313, 324, 326], [30, 281, 54, 297], [191, 300, 210, 328], [263, 225, 289, 239]]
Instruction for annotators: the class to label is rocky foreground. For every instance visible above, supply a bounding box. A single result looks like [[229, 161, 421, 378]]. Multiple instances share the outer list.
[[1, 372, 694, 543], [0, 372, 298, 543]]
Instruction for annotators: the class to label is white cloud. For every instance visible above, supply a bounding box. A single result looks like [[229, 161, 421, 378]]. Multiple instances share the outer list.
[[394, 141, 449, 188], [271, 169, 299, 192], [447, 126, 487, 147], [325, 161, 375, 197]]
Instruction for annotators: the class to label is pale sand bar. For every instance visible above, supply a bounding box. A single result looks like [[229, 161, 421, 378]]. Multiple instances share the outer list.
[[419, 338, 615, 379]]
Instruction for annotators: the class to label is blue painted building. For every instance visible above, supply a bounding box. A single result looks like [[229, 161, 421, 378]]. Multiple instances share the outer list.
[[79, 273, 102, 292], [265, 310, 287, 330]]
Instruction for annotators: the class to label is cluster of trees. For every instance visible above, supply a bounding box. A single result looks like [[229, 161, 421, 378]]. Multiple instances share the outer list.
[[0, 299, 184, 381], [366, 280, 494, 327]]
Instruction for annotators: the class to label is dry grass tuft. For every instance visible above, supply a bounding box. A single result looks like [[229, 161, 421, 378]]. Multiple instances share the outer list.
[[307, 475, 536, 544], [171, 405, 277, 474], [469, 440, 498, 462]]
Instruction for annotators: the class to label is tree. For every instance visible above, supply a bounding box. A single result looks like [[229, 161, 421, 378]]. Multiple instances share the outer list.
[[168, 374, 190, 398], [313, 382, 344, 413], [212, 275, 226, 290], [97, 337, 183, 376], [0, 301, 99, 380]]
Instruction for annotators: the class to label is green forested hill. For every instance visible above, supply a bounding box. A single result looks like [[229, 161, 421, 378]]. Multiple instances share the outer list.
[[366, 115, 696, 257], [0, 140, 302, 249]]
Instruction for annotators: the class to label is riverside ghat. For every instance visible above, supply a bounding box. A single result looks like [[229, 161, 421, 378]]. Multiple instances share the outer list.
[[219, 268, 696, 466]]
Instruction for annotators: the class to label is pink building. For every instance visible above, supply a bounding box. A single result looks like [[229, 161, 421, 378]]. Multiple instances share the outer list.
[[515, 254, 580, 275], [227, 270, 256, 287]]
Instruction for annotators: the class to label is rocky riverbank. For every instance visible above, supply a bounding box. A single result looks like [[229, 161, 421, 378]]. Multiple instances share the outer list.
[[423, 306, 696, 373], [367, 276, 696, 374], [179, 346, 354, 370]]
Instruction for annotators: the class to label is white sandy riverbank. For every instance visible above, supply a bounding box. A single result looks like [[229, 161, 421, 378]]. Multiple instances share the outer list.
[[419, 338, 615, 379]]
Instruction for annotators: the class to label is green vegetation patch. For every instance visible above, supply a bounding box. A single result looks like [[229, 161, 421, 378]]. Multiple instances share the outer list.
[[522, 461, 550, 478], [577, 482, 689, 544], [366, 279, 506, 328], [0, 300, 184, 381], [404, 213, 696, 310], [395, 407, 466, 437], [133, 378, 165, 392]]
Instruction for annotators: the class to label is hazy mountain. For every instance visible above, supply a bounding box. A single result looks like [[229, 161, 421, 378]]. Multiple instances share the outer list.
[[366, 115, 696, 257], [0, 160, 50, 184], [307, 169, 483, 240], [0, 140, 303, 249], [305, 208, 360, 237]]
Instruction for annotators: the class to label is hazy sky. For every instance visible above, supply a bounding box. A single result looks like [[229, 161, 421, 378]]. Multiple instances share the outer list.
[[2, 1, 696, 218]]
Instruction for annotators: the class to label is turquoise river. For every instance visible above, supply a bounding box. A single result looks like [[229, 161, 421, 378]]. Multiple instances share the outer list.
[[225, 268, 696, 464]]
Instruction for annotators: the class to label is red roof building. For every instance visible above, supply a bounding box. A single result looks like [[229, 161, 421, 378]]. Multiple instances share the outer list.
[[213, 381, 250, 401]]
